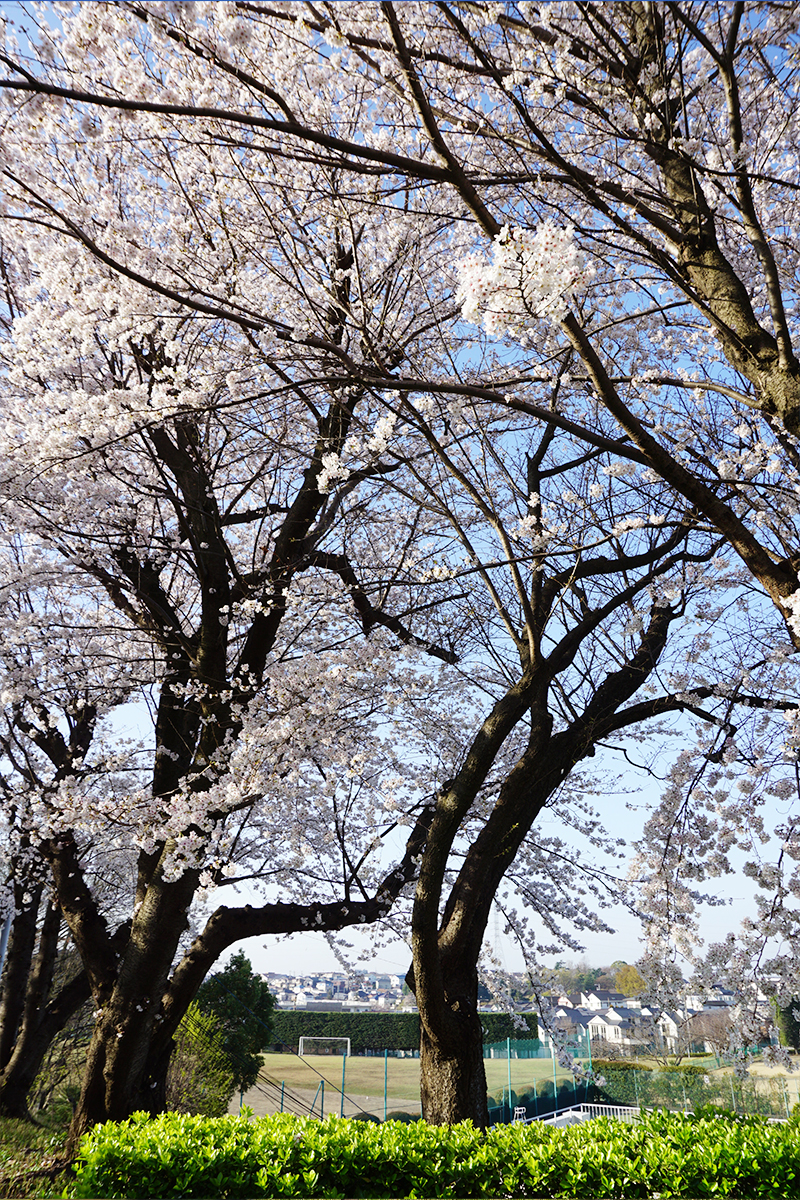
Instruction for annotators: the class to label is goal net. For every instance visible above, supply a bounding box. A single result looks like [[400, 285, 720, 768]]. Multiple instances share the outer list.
[[297, 1036, 351, 1057]]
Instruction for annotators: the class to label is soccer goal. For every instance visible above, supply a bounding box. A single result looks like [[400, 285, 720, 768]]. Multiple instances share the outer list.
[[297, 1036, 351, 1057]]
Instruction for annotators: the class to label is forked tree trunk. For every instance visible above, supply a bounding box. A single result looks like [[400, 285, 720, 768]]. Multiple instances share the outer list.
[[68, 1010, 158, 1149], [65, 877, 197, 1154], [67, 998, 180, 1151], [410, 604, 678, 1127]]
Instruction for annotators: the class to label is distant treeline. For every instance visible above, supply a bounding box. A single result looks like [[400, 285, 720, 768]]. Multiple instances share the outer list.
[[270, 1011, 536, 1054]]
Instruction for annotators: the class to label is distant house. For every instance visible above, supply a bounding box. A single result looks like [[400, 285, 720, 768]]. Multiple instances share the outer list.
[[553, 1007, 592, 1032], [587, 1011, 624, 1043], [555, 992, 584, 1009], [587, 1005, 649, 1048], [655, 1010, 685, 1051], [582, 990, 625, 1011], [684, 984, 735, 1010]]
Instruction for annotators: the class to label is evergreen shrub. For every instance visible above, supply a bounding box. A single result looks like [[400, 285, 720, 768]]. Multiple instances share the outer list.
[[68, 1108, 800, 1198], [270, 1010, 534, 1053]]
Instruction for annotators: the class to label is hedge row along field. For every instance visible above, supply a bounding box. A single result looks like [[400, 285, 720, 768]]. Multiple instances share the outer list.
[[69, 1109, 800, 1198], [270, 1011, 534, 1053]]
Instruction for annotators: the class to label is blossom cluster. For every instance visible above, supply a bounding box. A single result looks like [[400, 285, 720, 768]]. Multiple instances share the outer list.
[[455, 223, 590, 336]]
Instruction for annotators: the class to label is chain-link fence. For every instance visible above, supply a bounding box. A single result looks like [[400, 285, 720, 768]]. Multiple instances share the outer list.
[[484, 1037, 592, 1122], [483, 1039, 796, 1123], [589, 1063, 793, 1119]]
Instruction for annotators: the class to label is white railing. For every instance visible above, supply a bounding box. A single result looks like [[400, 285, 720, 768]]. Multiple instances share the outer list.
[[579, 1103, 641, 1124], [513, 1102, 642, 1125]]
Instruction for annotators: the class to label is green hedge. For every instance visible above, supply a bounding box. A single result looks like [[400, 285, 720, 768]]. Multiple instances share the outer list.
[[270, 1011, 534, 1053], [590, 1060, 652, 1074], [69, 1109, 800, 1198]]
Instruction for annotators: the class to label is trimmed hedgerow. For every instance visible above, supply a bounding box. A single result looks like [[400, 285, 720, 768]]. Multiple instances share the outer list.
[[270, 1010, 532, 1053], [69, 1108, 800, 1199]]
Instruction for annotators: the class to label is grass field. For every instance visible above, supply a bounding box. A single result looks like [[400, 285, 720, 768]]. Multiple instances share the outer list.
[[257, 1051, 596, 1111], [254, 1051, 800, 1118], [260, 1052, 423, 1104]]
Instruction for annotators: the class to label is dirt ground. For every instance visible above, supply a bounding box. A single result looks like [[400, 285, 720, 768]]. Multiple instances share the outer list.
[[743, 1059, 800, 1105]]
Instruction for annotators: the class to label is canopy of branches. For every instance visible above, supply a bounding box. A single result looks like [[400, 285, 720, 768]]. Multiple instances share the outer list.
[[0, 0, 798, 1132]]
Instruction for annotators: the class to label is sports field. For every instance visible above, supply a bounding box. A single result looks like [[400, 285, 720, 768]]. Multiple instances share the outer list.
[[232, 1052, 800, 1122], [236, 1052, 590, 1120], [259, 1051, 583, 1099]]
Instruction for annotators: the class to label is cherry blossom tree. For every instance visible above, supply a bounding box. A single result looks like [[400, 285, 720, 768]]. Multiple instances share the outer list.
[[0, 15, 464, 1141], [0, 564, 135, 1118], [182, 0, 800, 1098], [2, 0, 800, 1133]]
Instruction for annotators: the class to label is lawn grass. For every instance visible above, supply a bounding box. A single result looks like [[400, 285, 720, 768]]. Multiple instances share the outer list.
[[261, 1051, 423, 1103], [0, 1114, 70, 1199], [259, 1051, 586, 1106], [259, 1051, 797, 1117]]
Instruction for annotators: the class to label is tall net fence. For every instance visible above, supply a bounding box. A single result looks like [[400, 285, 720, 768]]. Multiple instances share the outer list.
[[483, 1038, 796, 1123], [223, 1007, 797, 1125], [484, 1037, 592, 1122], [590, 1064, 793, 1120]]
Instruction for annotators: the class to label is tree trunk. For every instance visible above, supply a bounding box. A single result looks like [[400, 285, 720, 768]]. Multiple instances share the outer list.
[[65, 872, 197, 1153], [0, 894, 90, 1119], [67, 994, 177, 1152], [0, 884, 44, 1073], [0, 972, 89, 1120], [417, 975, 489, 1127]]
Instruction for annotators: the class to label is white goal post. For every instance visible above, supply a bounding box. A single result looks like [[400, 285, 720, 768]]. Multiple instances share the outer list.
[[297, 1036, 351, 1057]]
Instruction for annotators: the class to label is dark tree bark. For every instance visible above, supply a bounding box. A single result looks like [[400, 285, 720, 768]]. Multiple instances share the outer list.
[[2, 2, 788, 1139], [409, 602, 685, 1126], [0, 894, 92, 1119], [0, 883, 44, 1076], [0, 968, 91, 1119], [64, 803, 434, 1152]]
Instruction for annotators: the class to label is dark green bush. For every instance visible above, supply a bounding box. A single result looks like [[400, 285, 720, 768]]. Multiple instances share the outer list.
[[270, 1010, 536, 1054], [661, 1063, 708, 1077], [69, 1108, 800, 1199], [591, 1059, 652, 1073]]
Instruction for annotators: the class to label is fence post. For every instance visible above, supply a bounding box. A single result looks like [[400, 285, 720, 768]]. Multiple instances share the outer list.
[[729, 1074, 736, 1113], [280, 1081, 285, 1113], [384, 1049, 388, 1122], [633, 1070, 640, 1109], [507, 1037, 512, 1118], [340, 1051, 347, 1118], [533, 1078, 538, 1118], [552, 1046, 558, 1113], [311, 1080, 322, 1117], [783, 1076, 791, 1120]]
